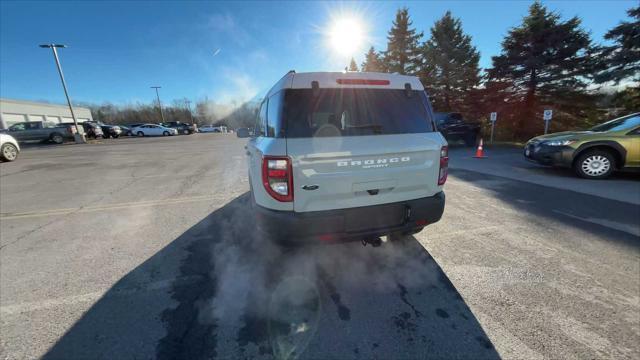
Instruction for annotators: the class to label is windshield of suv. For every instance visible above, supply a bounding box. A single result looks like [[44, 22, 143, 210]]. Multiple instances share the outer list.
[[283, 89, 434, 137], [590, 114, 640, 132]]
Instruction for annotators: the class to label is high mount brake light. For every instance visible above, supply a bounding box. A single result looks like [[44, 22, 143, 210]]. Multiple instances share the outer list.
[[438, 146, 448, 186], [262, 156, 293, 202], [336, 79, 390, 85]]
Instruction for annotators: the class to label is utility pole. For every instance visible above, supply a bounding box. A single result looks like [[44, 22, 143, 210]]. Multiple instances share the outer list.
[[39, 44, 86, 143], [185, 99, 194, 124], [150, 86, 166, 123]]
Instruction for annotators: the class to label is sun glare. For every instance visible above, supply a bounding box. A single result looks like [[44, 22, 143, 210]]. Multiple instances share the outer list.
[[328, 17, 365, 57]]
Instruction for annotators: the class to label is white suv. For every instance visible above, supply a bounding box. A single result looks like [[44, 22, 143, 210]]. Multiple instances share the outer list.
[[243, 71, 447, 245]]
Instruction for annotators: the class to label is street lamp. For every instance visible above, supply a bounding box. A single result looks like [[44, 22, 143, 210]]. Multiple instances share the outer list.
[[150, 86, 166, 123], [185, 99, 194, 124], [39, 44, 85, 143]]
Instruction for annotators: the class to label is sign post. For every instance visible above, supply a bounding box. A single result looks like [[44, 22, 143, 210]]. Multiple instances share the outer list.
[[489, 112, 497, 144], [543, 109, 553, 134]]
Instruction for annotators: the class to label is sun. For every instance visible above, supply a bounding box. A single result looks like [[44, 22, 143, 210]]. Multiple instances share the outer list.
[[328, 17, 365, 57]]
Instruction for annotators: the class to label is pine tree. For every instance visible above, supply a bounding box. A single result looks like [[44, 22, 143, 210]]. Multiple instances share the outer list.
[[487, 1, 595, 138], [419, 11, 480, 111], [361, 47, 384, 72], [348, 58, 359, 72], [384, 8, 423, 74], [595, 5, 639, 84]]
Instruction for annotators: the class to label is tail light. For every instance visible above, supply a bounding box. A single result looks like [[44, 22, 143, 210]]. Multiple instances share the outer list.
[[438, 146, 448, 185], [262, 156, 293, 202]]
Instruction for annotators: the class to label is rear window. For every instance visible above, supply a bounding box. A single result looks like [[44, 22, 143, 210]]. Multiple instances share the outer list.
[[280, 89, 434, 138]]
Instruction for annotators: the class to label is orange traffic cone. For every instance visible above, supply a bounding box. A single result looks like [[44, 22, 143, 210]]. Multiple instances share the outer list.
[[473, 138, 487, 158]]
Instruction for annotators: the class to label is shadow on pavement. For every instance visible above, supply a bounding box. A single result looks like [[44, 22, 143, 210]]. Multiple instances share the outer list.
[[451, 168, 640, 244], [43, 193, 499, 360]]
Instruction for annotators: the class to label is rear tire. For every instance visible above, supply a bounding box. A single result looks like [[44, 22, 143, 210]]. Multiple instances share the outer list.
[[574, 149, 615, 179], [137, 131, 144, 137], [183, 129, 189, 135], [0, 143, 19, 161], [163, 131, 170, 136], [50, 133, 64, 144]]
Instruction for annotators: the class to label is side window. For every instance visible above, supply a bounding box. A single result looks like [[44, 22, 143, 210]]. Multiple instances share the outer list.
[[627, 127, 640, 135], [10, 123, 26, 131], [255, 101, 267, 136], [267, 91, 283, 137]]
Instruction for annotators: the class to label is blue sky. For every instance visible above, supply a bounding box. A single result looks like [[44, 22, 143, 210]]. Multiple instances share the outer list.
[[0, 0, 635, 106]]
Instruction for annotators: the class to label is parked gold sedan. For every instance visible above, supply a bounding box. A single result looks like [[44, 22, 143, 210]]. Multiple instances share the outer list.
[[525, 113, 640, 179]]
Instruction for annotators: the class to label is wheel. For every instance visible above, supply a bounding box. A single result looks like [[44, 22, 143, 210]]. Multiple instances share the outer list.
[[102, 134, 109, 139], [0, 143, 19, 162], [183, 129, 189, 135], [50, 133, 64, 144], [113, 134, 119, 138], [163, 131, 170, 136], [574, 149, 615, 179], [137, 131, 144, 137]]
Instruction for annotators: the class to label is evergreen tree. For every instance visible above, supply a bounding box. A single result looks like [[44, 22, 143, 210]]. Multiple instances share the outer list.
[[384, 8, 423, 74], [487, 1, 595, 138], [419, 11, 480, 111], [348, 57, 359, 72], [361, 46, 385, 72], [595, 5, 640, 84]]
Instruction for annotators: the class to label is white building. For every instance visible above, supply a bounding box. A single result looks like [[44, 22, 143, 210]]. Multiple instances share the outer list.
[[0, 98, 93, 129]]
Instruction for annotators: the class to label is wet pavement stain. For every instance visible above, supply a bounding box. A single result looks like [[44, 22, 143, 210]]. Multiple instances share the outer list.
[[435, 308, 450, 319], [156, 236, 218, 360], [397, 282, 423, 318], [318, 267, 351, 321]]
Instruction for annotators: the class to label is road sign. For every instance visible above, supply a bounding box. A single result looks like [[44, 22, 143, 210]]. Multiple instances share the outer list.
[[543, 109, 553, 134], [489, 112, 497, 143]]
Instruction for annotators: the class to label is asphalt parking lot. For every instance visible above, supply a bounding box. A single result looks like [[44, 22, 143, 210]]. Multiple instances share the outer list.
[[1, 134, 639, 359]]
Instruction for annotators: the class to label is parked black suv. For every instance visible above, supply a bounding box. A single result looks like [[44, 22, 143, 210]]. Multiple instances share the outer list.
[[78, 122, 104, 139], [434, 112, 480, 146], [162, 121, 197, 135]]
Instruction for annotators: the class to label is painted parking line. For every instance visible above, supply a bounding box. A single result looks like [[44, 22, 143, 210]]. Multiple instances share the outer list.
[[0, 195, 227, 220]]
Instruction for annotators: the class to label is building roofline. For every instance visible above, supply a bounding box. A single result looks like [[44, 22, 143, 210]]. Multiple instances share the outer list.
[[0, 98, 91, 111]]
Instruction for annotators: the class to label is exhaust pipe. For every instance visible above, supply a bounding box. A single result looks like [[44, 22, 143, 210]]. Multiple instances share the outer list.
[[361, 236, 382, 247]]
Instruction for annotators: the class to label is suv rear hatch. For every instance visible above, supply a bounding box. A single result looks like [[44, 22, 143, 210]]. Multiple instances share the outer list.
[[281, 87, 444, 213]]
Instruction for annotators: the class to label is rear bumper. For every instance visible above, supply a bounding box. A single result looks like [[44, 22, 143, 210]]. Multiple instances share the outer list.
[[254, 192, 445, 243], [524, 143, 574, 167]]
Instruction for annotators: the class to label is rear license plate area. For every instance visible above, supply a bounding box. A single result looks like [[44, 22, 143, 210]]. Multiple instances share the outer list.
[[345, 204, 406, 232]]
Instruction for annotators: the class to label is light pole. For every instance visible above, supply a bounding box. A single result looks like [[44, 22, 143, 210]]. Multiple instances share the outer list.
[[39, 44, 85, 143], [150, 86, 166, 123], [185, 99, 194, 124]]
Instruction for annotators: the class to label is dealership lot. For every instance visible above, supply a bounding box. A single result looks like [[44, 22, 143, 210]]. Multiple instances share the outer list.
[[1, 135, 638, 359]]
